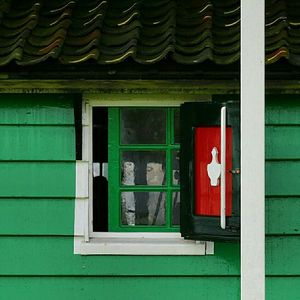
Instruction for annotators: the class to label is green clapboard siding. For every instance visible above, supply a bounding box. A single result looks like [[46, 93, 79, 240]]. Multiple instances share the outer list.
[[0, 277, 240, 300], [1, 276, 299, 300], [0, 94, 74, 125], [0, 235, 299, 276], [266, 236, 300, 275], [266, 161, 300, 196], [266, 126, 300, 159], [1, 196, 297, 236], [0, 197, 298, 236], [266, 198, 300, 235], [266, 277, 300, 300], [266, 97, 300, 125], [0, 199, 74, 235], [0, 162, 75, 197], [0, 126, 75, 161], [0, 94, 299, 300], [0, 236, 240, 276]]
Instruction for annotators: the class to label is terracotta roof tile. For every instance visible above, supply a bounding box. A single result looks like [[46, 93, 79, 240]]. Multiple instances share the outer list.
[[0, 0, 299, 66]]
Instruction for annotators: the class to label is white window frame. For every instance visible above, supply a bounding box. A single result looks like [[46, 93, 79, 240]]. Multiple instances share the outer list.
[[74, 93, 214, 255]]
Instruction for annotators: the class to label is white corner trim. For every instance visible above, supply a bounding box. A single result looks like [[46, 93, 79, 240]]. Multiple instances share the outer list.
[[76, 161, 89, 198], [75, 160, 90, 242]]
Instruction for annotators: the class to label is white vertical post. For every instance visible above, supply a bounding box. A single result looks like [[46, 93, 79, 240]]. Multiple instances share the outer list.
[[241, 0, 265, 299], [220, 106, 226, 230]]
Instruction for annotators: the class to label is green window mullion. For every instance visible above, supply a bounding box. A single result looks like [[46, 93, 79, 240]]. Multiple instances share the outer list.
[[170, 187, 180, 192], [116, 226, 178, 233], [108, 108, 121, 232], [170, 109, 180, 228], [119, 145, 168, 150], [170, 108, 175, 145], [165, 108, 172, 229], [120, 186, 168, 192]]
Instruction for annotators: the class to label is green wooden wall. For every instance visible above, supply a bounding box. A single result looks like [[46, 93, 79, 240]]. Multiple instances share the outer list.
[[0, 94, 299, 299]]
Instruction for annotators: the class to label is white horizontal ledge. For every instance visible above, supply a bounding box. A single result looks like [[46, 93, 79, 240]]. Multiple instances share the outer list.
[[77, 234, 213, 256]]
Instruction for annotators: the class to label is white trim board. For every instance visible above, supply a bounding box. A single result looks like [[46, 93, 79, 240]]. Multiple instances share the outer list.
[[84, 93, 211, 106], [76, 234, 213, 256], [241, 0, 265, 299]]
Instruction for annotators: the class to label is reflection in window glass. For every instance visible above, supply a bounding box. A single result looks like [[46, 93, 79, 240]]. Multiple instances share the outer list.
[[174, 109, 180, 144], [121, 192, 166, 225], [172, 150, 180, 185], [121, 108, 166, 144], [172, 192, 180, 225], [121, 151, 166, 186]]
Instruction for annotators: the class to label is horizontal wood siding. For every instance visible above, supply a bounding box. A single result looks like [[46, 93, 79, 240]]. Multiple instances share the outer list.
[[0, 94, 299, 299], [0, 277, 240, 300], [0, 197, 298, 236], [0, 236, 238, 275], [266, 198, 300, 234], [0, 126, 74, 160], [0, 199, 74, 235], [0, 236, 299, 276], [0, 94, 78, 299], [0, 277, 298, 300], [265, 96, 300, 299], [0, 94, 74, 125]]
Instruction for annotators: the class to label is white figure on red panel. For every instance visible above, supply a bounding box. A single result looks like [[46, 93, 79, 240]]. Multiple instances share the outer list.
[[207, 147, 221, 187]]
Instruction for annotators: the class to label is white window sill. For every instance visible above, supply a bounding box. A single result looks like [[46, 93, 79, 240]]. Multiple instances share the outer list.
[[74, 233, 214, 256]]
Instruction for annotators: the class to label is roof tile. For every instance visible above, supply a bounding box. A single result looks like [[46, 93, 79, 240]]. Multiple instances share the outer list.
[[0, 0, 298, 66]]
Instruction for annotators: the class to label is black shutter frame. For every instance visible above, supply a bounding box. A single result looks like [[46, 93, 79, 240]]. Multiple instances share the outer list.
[[180, 101, 240, 242]]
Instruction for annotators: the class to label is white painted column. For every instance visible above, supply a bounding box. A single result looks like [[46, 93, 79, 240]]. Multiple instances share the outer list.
[[241, 0, 265, 299]]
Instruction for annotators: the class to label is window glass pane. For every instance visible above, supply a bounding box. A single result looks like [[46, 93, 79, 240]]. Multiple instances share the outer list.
[[172, 150, 180, 185], [121, 108, 166, 144], [121, 192, 166, 225], [174, 109, 180, 144], [172, 191, 180, 225], [121, 151, 166, 186]]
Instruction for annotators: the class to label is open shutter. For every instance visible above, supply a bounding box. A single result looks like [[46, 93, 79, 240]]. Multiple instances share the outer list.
[[180, 101, 240, 241]]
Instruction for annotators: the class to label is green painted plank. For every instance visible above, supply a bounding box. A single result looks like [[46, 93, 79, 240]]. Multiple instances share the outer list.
[[0, 237, 240, 275], [266, 277, 300, 300], [0, 197, 297, 236], [0, 199, 74, 235], [0, 126, 75, 161], [266, 236, 300, 275], [266, 126, 300, 159], [0, 162, 75, 197], [1, 236, 299, 276], [0, 277, 240, 300], [266, 198, 300, 235], [266, 97, 300, 125], [266, 161, 300, 196], [0, 94, 74, 125]]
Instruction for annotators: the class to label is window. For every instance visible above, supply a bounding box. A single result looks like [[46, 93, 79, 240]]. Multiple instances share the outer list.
[[74, 96, 214, 255], [93, 107, 180, 232]]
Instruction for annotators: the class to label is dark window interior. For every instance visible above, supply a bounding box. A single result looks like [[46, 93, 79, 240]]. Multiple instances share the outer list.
[[74, 96, 82, 160], [93, 107, 108, 232]]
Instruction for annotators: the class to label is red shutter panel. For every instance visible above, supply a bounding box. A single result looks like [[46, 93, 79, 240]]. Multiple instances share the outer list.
[[194, 127, 232, 217]]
